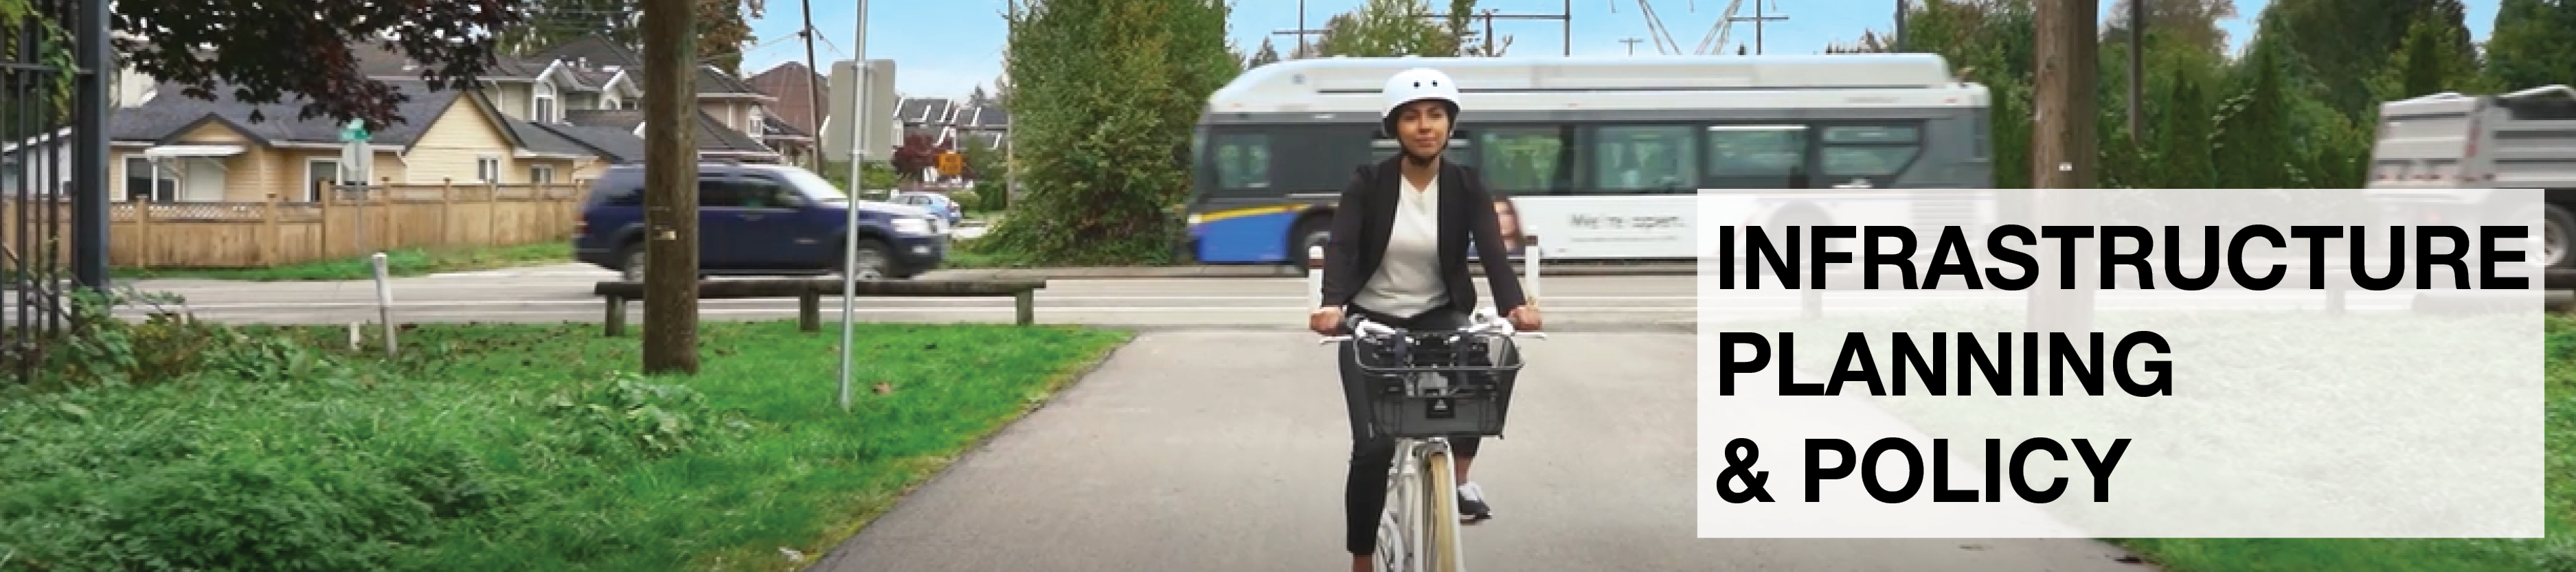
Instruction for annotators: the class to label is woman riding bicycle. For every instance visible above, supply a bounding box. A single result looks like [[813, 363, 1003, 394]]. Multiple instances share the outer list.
[[1309, 67, 1542, 572]]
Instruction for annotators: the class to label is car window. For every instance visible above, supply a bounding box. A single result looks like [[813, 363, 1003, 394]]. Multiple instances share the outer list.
[[700, 176, 766, 208], [735, 176, 798, 208]]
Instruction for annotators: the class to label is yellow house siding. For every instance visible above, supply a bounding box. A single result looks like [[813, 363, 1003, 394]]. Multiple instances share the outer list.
[[488, 83, 534, 120], [703, 100, 745, 133], [158, 121, 279, 203], [267, 148, 414, 201], [407, 95, 523, 185]]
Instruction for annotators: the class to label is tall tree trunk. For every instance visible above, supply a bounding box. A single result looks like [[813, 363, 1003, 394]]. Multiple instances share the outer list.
[[642, 0, 702, 375], [2029, 0, 2099, 332]]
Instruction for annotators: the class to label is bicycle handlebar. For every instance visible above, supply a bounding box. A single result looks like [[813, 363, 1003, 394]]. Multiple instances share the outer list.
[[1316, 309, 1548, 345]]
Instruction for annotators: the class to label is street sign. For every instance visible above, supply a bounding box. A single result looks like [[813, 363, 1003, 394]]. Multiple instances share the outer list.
[[339, 119, 370, 144], [936, 152, 963, 176]]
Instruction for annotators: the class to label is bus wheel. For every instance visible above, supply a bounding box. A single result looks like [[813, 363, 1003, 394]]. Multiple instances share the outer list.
[[1291, 216, 1332, 276], [2542, 202, 2573, 271]]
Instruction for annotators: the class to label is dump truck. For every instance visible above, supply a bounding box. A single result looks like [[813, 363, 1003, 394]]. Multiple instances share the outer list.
[[2363, 84, 2576, 270]]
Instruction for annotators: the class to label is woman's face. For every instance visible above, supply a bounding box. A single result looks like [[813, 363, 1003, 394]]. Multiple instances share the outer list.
[[1394, 101, 1453, 157], [1493, 200, 1522, 247]]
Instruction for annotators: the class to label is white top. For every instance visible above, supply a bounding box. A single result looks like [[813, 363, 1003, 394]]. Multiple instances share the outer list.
[[1352, 173, 1449, 318]]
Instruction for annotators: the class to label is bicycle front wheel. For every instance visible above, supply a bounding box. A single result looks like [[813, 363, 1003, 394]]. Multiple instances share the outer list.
[[1419, 449, 1466, 572]]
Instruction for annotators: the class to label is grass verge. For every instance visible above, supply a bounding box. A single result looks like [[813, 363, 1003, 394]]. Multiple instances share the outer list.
[[0, 314, 1131, 571], [1726, 308, 2574, 572], [112, 241, 573, 281]]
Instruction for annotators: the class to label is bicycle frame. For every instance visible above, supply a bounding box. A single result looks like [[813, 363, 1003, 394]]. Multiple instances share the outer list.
[[1310, 244, 1544, 572], [1381, 434, 1464, 572], [1324, 316, 1539, 572]]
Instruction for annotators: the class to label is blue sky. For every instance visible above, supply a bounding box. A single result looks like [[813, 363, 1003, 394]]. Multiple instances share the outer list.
[[743, 0, 2500, 101]]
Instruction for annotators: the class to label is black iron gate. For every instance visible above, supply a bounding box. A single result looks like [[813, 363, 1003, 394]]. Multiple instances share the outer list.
[[3, 0, 111, 384]]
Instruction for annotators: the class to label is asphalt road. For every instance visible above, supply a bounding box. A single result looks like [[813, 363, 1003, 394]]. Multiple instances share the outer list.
[[82, 262, 2426, 330], [802, 330, 2156, 572]]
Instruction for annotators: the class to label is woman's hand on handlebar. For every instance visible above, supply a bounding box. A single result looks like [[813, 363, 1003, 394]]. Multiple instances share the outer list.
[[1509, 303, 1542, 332], [1310, 306, 1347, 336]]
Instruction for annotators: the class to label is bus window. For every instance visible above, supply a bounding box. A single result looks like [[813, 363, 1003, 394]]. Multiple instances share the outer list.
[[1818, 124, 1923, 183], [1703, 124, 1810, 188], [1589, 125, 1699, 193], [1212, 132, 1272, 190], [1477, 126, 1574, 194]]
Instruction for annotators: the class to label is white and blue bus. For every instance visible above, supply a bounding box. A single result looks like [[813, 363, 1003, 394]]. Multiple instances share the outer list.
[[1182, 53, 1997, 270]]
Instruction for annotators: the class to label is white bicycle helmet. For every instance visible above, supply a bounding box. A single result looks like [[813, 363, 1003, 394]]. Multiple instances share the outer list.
[[1381, 67, 1462, 136]]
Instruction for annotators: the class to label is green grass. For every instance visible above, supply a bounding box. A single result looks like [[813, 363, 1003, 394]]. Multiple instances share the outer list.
[[0, 319, 1132, 571], [112, 242, 574, 282], [1726, 309, 2576, 572]]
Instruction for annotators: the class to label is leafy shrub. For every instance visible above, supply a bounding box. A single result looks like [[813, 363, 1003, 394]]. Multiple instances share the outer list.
[[541, 371, 752, 461], [33, 286, 343, 391], [949, 188, 983, 214]]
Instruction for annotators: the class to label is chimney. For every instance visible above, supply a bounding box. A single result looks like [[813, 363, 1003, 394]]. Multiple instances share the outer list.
[[577, 57, 589, 71]]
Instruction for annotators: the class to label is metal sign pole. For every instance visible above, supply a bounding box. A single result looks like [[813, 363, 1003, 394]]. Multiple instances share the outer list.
[[839, 0, 871, 411]]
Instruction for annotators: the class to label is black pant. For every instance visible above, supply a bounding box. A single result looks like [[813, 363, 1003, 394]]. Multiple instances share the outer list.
[[1337, 303, 1484, 556]]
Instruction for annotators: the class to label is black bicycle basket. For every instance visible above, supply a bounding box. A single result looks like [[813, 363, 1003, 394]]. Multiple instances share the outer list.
[[1348, 330, 1526, 438]]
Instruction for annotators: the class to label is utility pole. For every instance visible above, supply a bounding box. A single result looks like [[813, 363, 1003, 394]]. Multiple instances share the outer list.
[[1620, 37, 1642, 55], [1729, 0, 1787, 54], [2127, 0, 2145, 146], [640, 0, 701, 374], [1895, 0, 1909, 52], [2029, 0, 2099, 334], [71, 0, 109, 290], [799, 2, 826, 170]]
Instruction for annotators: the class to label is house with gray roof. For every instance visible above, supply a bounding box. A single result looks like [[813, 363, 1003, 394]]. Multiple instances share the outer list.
[[352, 36, 794, 164], [97, 80, 640, 204], [894, 95, 1010, 152]]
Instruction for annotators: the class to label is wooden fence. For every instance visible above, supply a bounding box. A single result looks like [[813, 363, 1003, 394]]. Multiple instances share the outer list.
[[1, 179, 589, 269]]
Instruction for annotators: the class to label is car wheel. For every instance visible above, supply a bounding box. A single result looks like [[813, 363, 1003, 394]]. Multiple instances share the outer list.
[[620, 243, 647, 282], [837, 238, 894, 281]]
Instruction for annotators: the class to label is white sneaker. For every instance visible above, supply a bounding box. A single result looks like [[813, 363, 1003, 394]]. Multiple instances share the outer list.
[[1457, 481, 1492, 522]]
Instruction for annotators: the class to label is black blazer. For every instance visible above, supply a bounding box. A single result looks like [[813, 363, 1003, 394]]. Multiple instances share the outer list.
[[1318, 155, 1530, 317]]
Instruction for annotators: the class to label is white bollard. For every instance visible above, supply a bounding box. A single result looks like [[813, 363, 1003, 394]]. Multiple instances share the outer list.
[[348, 322, 362, 351], [371, 252, 396, 358], [1526, 240, 1542, 302], [1307, 244, 1326, 310]]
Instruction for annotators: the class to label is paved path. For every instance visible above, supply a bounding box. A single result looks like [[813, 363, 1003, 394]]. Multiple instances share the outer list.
[[804, 331, 2156, 572]]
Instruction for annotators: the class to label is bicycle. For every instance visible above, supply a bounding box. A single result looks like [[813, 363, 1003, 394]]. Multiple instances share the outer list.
[[1318, 308, 1546, 572]]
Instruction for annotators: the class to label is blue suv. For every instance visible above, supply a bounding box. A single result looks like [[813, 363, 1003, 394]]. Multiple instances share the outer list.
[[574, 162, 948, 282]]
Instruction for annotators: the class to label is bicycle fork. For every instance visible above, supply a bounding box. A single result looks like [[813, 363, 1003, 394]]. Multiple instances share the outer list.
[[1386, 437, 1465, 572]]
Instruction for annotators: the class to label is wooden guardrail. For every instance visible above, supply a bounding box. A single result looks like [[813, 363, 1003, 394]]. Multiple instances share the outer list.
[[591, 278, 1050, 336]]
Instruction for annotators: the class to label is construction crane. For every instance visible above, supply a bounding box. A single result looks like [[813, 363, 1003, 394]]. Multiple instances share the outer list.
[[1691, 0, 1745, 55], [1614, 0, 1771, 56], [1610, 0, 1686, 55]]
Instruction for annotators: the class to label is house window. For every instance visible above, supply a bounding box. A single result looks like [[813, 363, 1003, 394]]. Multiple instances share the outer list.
[[530, 165, 556, 185], [304, 158, 341, 203], [476, 157, 501, 183], [122, 156, 176, 202], [533, 81, 558, 123]]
